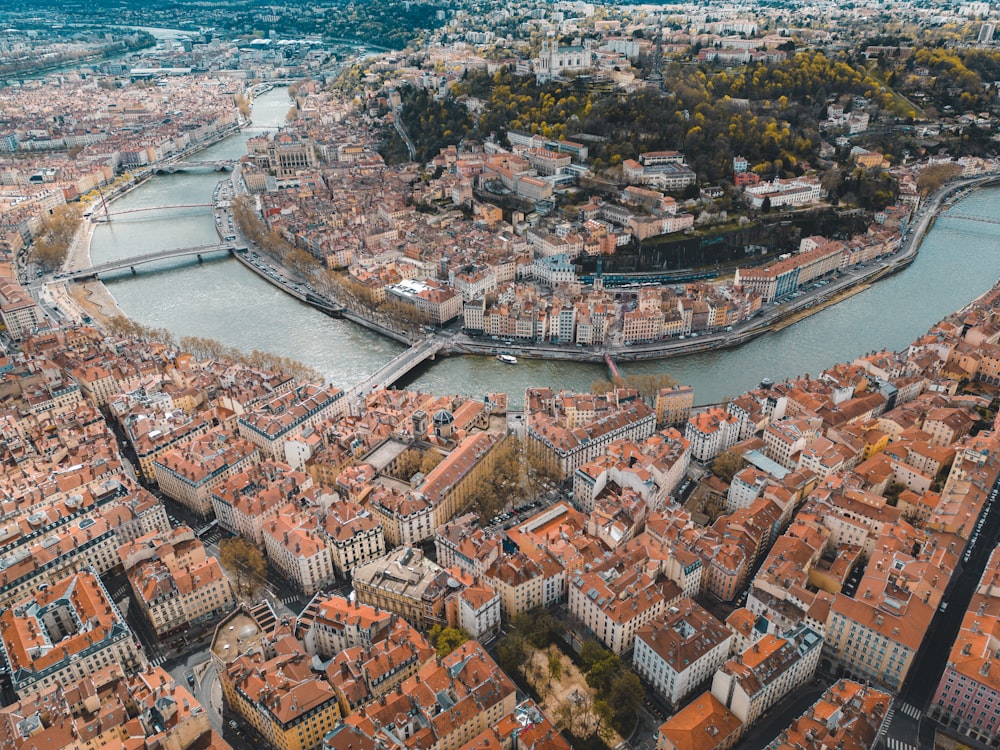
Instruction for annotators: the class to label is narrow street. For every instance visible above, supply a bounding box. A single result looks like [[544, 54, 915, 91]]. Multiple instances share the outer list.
[[879, 473, 1000, 750]]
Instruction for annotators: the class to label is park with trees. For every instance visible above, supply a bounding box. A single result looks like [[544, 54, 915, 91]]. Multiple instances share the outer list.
[[467, 436, 562, 522], [494, 609, 644, 749], [29, 204, 82, 271]]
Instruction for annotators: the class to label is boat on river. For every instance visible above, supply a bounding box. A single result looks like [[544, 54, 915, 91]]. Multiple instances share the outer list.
[[496, 354, 518, 365]]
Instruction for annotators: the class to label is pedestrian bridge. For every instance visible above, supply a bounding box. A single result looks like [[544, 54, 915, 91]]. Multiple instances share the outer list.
[[96, 203, 213, 220], [941, 212, 1000, 227], [153, 160, 235, 174], [60, 244, 235, 281]]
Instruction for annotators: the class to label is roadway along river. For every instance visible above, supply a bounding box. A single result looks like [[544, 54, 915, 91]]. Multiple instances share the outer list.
[[90, 87, 1000, 407]]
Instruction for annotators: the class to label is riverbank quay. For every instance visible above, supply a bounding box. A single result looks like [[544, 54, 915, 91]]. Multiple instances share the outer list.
[[226, 247, 417, 346], [441, 171, 1000, 365], [39, 120, 252, 326], [252, 167, 1000, 371]]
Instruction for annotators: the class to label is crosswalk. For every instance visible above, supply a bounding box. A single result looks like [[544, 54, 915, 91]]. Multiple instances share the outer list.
[[885, 738, 916, 750], [148, 654, 168, 668], [280, 595, 300, 606], [899, 702, 922, 720]]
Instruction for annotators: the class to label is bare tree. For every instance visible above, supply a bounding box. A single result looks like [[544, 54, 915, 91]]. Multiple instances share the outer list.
[[30, 204, 82, 270]]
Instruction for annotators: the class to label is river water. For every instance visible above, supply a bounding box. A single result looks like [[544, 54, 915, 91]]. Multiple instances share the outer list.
[[90, 87, 1000, 406]]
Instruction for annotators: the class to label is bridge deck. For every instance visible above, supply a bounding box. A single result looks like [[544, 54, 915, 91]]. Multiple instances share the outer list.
[[604, 353, 623, 383], [104, 203, 212, 217], [942, 212, 1000, 226], [351, 339, 445, 395], [62, 244, 233, 280]]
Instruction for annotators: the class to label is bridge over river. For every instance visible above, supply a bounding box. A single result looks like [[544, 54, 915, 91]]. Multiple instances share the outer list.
[[94, 203, 213, 221], [348, 337, 447, 396], [61, 244, 235, 280], [153, 160, 235, 174], [940, 212, 1000, 227]]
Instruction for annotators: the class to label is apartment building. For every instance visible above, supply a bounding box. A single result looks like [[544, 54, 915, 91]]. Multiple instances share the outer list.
[[686, 407, 741, 463], [68, 362, 120, 408], [224, 642, 342, 750], [152, 429, 260, 516], [325, 616, 436, 715], [211, 460, 309, 546], [263, 509, 335, 596], [0, 664, 215, 750], [622, 158, 697, 190], [420, 432, 504, 529], [444, 567, 502, 641], [655, 385, 695, 427], [318, 500, 386, 578], [574, 428, 691, 513], [128, 411, 212, 483], [526, 388, 656, 475], [711, 624, 823, 727], [744, 177, 821, 209], [0, 290, 43, 343], [634, 599, 733, 707], [296, 593, 399, 658], [0, 569, 142, 697], [763, 418, 819, 470], [119, 526, 234, 641], [484, 551, 563, 619], [384, 279, 463, 325], [0, 510, 125, 610], [656, 693, 742, 750], [352, 547, 450, 630], [768, 680, 891, 750], [434, 514, 501, 579], [929, 546, 1000, 745], [237, 384, 346, 465], [825, 580, 934, 692], [569, 552, 684, 655], [344, 641, 517, 750], [368, 482, 436, 546]]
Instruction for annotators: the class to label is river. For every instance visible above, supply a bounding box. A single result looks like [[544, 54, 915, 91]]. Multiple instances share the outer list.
[[89, 87, 1000, 407]]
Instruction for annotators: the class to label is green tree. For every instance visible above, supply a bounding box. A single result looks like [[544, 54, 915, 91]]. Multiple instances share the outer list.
[[469, 437, 526, 520], [428, 625, 470, 657], [621, 373, 679, 403], [580, 640, 613, 671], [394, 449, 423, 480], [496, 631, 527, 676], [420, 450, 444, 474], [590, 378, 616, 394], [548, 649, 562, 681], [916, 163, 962, 195], [585, 655, 622, 693], [511, 607, 556, 648], [711, 448, 744, 483], [234, 94, 251, 119], [609, 672, 644, 731], [594, 700, 617, 743], [219, 537, 266, 598], [525, 448, 562, 496], [593, 373, 677, 403]]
